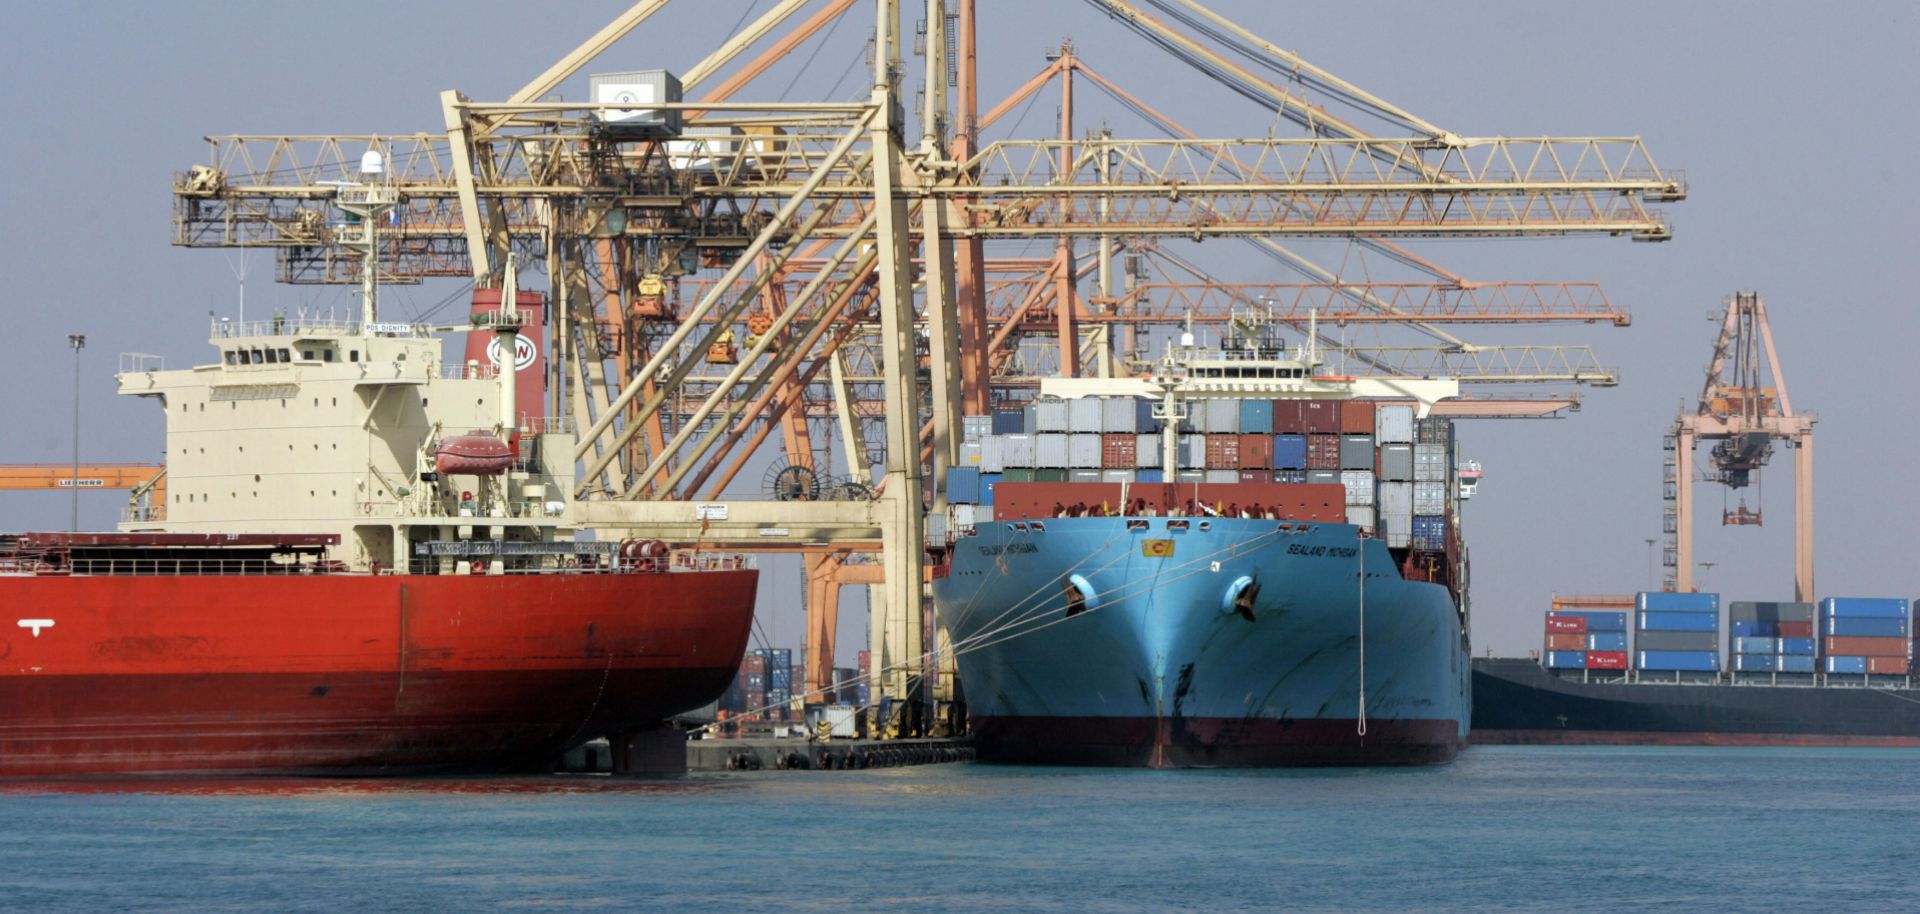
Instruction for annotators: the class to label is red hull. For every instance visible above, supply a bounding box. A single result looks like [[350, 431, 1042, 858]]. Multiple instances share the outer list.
[[0, 571, 756, 776], [973, 716, 1465, 767]]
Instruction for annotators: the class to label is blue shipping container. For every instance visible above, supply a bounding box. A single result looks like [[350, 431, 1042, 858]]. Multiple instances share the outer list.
[[1545, 650, 1588, 669], [1637, 650, 1719, 672], [1825, 656, 1868, 675], [1778, 637, 1816, 656], [992, 409, 1025, 434], [1272, 434, 1307, 469], [1586, 632, 1628, 652], [1730, 619, 1778, 638], [1239, 400, 1274, 434], [1273, 470, 1306, 484], [1550, 611, 1628, 633], [1819, 597, 1911, 620], [1825, 616, 1909, 638], [947, 467, 981, 504], [1411, 515, 1447, 551], [1134, 398, 1162, 434], [1734, 654, 1777, 673], [1779, 655, 1816, 673], [1638, 591, 1720, 613], [1136, 469, 1165, 484], [980, 473, 1001, 506], [1639, 611, 1718, 633], [1733, 636, 1778, 654]]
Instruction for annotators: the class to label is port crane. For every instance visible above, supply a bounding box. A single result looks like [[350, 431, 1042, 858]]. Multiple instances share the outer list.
[[1662, 292, 1814, 599], [0, 464, 167, 522], [162, 0, 1681, 730]]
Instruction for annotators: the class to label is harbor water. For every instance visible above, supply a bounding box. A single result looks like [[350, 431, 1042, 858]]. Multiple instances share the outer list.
[[3, 746, 1916, 912]]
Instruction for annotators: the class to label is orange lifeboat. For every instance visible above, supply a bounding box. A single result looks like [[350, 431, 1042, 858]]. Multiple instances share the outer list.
[[435, 434, 514, 476]]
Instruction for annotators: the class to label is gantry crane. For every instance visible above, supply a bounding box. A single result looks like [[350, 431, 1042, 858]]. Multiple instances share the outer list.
[[0, 464, 167, 523], [161, 0, 1682, 730], [1662, 292, 1814, 599]]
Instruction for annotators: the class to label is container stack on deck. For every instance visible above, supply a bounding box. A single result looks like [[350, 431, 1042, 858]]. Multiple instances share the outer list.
[[1819, 598, 1911, 676], [1728, 601, 1816, 676], [1543, 610, 1629, 671], [1635, 592, 1720, 676]]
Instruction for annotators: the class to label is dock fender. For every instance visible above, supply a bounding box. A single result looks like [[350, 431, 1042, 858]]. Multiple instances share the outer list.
[[1220, 575, 1260, 622], [1064, 574, 1099, 617]]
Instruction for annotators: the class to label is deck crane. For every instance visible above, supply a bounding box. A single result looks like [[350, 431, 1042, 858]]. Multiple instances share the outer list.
[[1662, 292, 1815, 599]]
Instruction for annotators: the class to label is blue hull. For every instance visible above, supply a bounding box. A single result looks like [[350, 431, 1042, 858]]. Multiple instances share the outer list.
[[932, 517, 1469, 767]]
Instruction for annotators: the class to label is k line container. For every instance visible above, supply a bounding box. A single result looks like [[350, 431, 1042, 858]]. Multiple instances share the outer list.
[[1068, 398, 1102, 433], [1587, 651, 1628, 670], [1273, 434, 1307, 469], [1552, 611, 1627, 632], [1545, 616, 1586, 634], [1339, 435, 1375, 470], [1238, 470, 1268, 483], [1374, 403, 1415, 443]]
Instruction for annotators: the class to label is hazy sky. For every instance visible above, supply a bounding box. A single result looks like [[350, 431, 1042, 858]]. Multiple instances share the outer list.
[[2, 1, 1916, 659]]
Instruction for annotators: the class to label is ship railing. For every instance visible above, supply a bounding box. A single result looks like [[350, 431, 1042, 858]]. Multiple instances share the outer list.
[[121, 504, 167, 524], [55, 558, 344, 577], [443, 363, 500, 381], [209, 317, 437, 340]]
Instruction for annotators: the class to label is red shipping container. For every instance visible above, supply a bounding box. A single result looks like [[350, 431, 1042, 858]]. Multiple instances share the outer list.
[[1824, 636, 1909, 657], [1271, 399, 1306, 434], [857, 649, 871, 672], [1238, 434, 1274, 469], [1545, 633, 1587, 651], [743, 654, 768, 674], [1306, 434, 1342, 469], [1101, 433, 1136, 469], [1340, 399, 1376, 435], [1205, 435, 1240, 469], [1544, 616, 1587, 634], [1776, 620, 1813, 638], [1238, 470, 1268, 483], [1869, 656, 1910, 675], [1300, 400, 1343, 435], [1586, 651, 1629, 670]]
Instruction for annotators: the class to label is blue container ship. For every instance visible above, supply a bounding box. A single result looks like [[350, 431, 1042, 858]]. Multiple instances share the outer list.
[[932, 322, 1472, 767]]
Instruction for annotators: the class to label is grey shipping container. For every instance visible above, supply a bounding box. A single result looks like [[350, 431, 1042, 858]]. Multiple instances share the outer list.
[[1101, 469, 1135, 484], [1413, 444, 1449, 482], [1636, 630, 1718, 652], [1204, 469, 1239, 484], [1102, 398, 1138, 433], [1177, 470, 1206, 483], [1340, 435, 1375, 470], [1035, 400, 1069, 432], [980, 436, 1007, 473], [962, 416, 993, 443], [1413, 481, 1448, 515], [1001, 434, 1035, 468], [1378, 480, 1413, 519], [1340, 470, 1376, 506], [1415, 416, 1453, 445], [1068, 398, 1103, 433], [1307, 469, 1341, 485], [959, 440, 983, 468], [1379, 444, 1414, 482], [1023, 404, 1039, 435], [1730, 601, 1816, 622], [1375, 404, 1415, 443], [1179, 434, 1206, 468], [589, 70, 684, 136], [1205, 400, 1238, 433], [1068, 433, 1102, 468], [1135, 434, 1163, 468], [1381, 510, 1412, 548], [1069, 469, 1102, 483], [1345, 505, 1375, 530], [1035, 433, 1070, 468]]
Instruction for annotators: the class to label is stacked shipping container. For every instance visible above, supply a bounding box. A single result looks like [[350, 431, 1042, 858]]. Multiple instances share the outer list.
[[1728, 601, 1817, 674], [1819, 597, 1911, 675], [1636, 592, 1720, 673], [1543, 610, 1629, 670]]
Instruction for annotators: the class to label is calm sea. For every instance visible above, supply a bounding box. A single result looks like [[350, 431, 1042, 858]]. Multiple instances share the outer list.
[[2, 746, 1915, 912]]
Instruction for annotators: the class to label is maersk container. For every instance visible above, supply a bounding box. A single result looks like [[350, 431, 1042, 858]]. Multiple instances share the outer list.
[[1635, 630, 1717, 651], [1203, 469, 1238, 484], [1587, 632, 1629, 652], [1035, 400, 1069, 432], [1178, 434, 1205, 468], [1413, 481, 1447, 515], [1733, 636, 1777, 654], [1638, 591, 1721, 613], [1545, 650, 1588, 669], [1637, 650, 1719, 672], [1134, 434, 1163, 468], [1378, 481, 1412, 520], [1779, 654, 1816, 673], [1069, 469, 1102, 483], [1339, 435, 1375, 470], [979, 473, 1001, 506], [1379, 444, 1414, 482], [1552, 611, 1627, 633], [1412, 515, 1446, 551], [1375, 403, 1415, 443], [1824, 616, 1909, 638], [979, 436, 1005, 473], [1344, 505, 1374, 529], [1729, 619, 1777, 638], [1274, 470, 1306, 484], [1068, 398, 1102, 433], [1101, 398, 1137, 433], [946, 467, 981, 504], [1340, 470, 1376, 506], [1824, 656, 1869, 675], [1034, 433, 1069, 468], [1273, 434, 1307, 469], [1413, 444, 1450, 482], [1205, 400, 1239, 434], [1136, 469, 1165, 483], [992, 409, 1025, 435], [1734, 654, 1778, 673], [1001, 434, 1035, 468], [1101, 469, 1135, 484], [1239, 399, 1273, 434], [1306, 469, 1341, 485], [1068, 433, 1102, 468], [959, 440, 983, 467], [1819, 597, 1911, 619], [1778, 637, 1815, 655], [1639, 611, 1718, 633]]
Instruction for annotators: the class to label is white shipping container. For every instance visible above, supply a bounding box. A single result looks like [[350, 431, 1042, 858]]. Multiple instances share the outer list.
[[1378, 481, 1413, 519], [1413, 444, 1449, 482], [1035, 400, 1069, 432], [1035, 433, 1070, 468], [1001, 434, 1035, 468], [1176, 470, 1206, 483], [1204, 469, 1239, 484], [981, 436, 1006, 473], [1341, 470, 1376, 506], [1205, 400, 1239, 434], [959, 441, 983, 466], [1345, 505, 1376, 530], [1135, 434, 1163, 468], [1375, 404, 1415, 443], [1068, 398, 1103, 433], [953, 504, 991, 528], [1382, 510, 1413, 547], [1069, 469, 1103, 483], [1068, 433, 1103, 468], [1413, 481, 1448, 515], [962, 415, 993, 443], [1101, 469, 1135, 484], [1101, 398, 1138, 433]]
